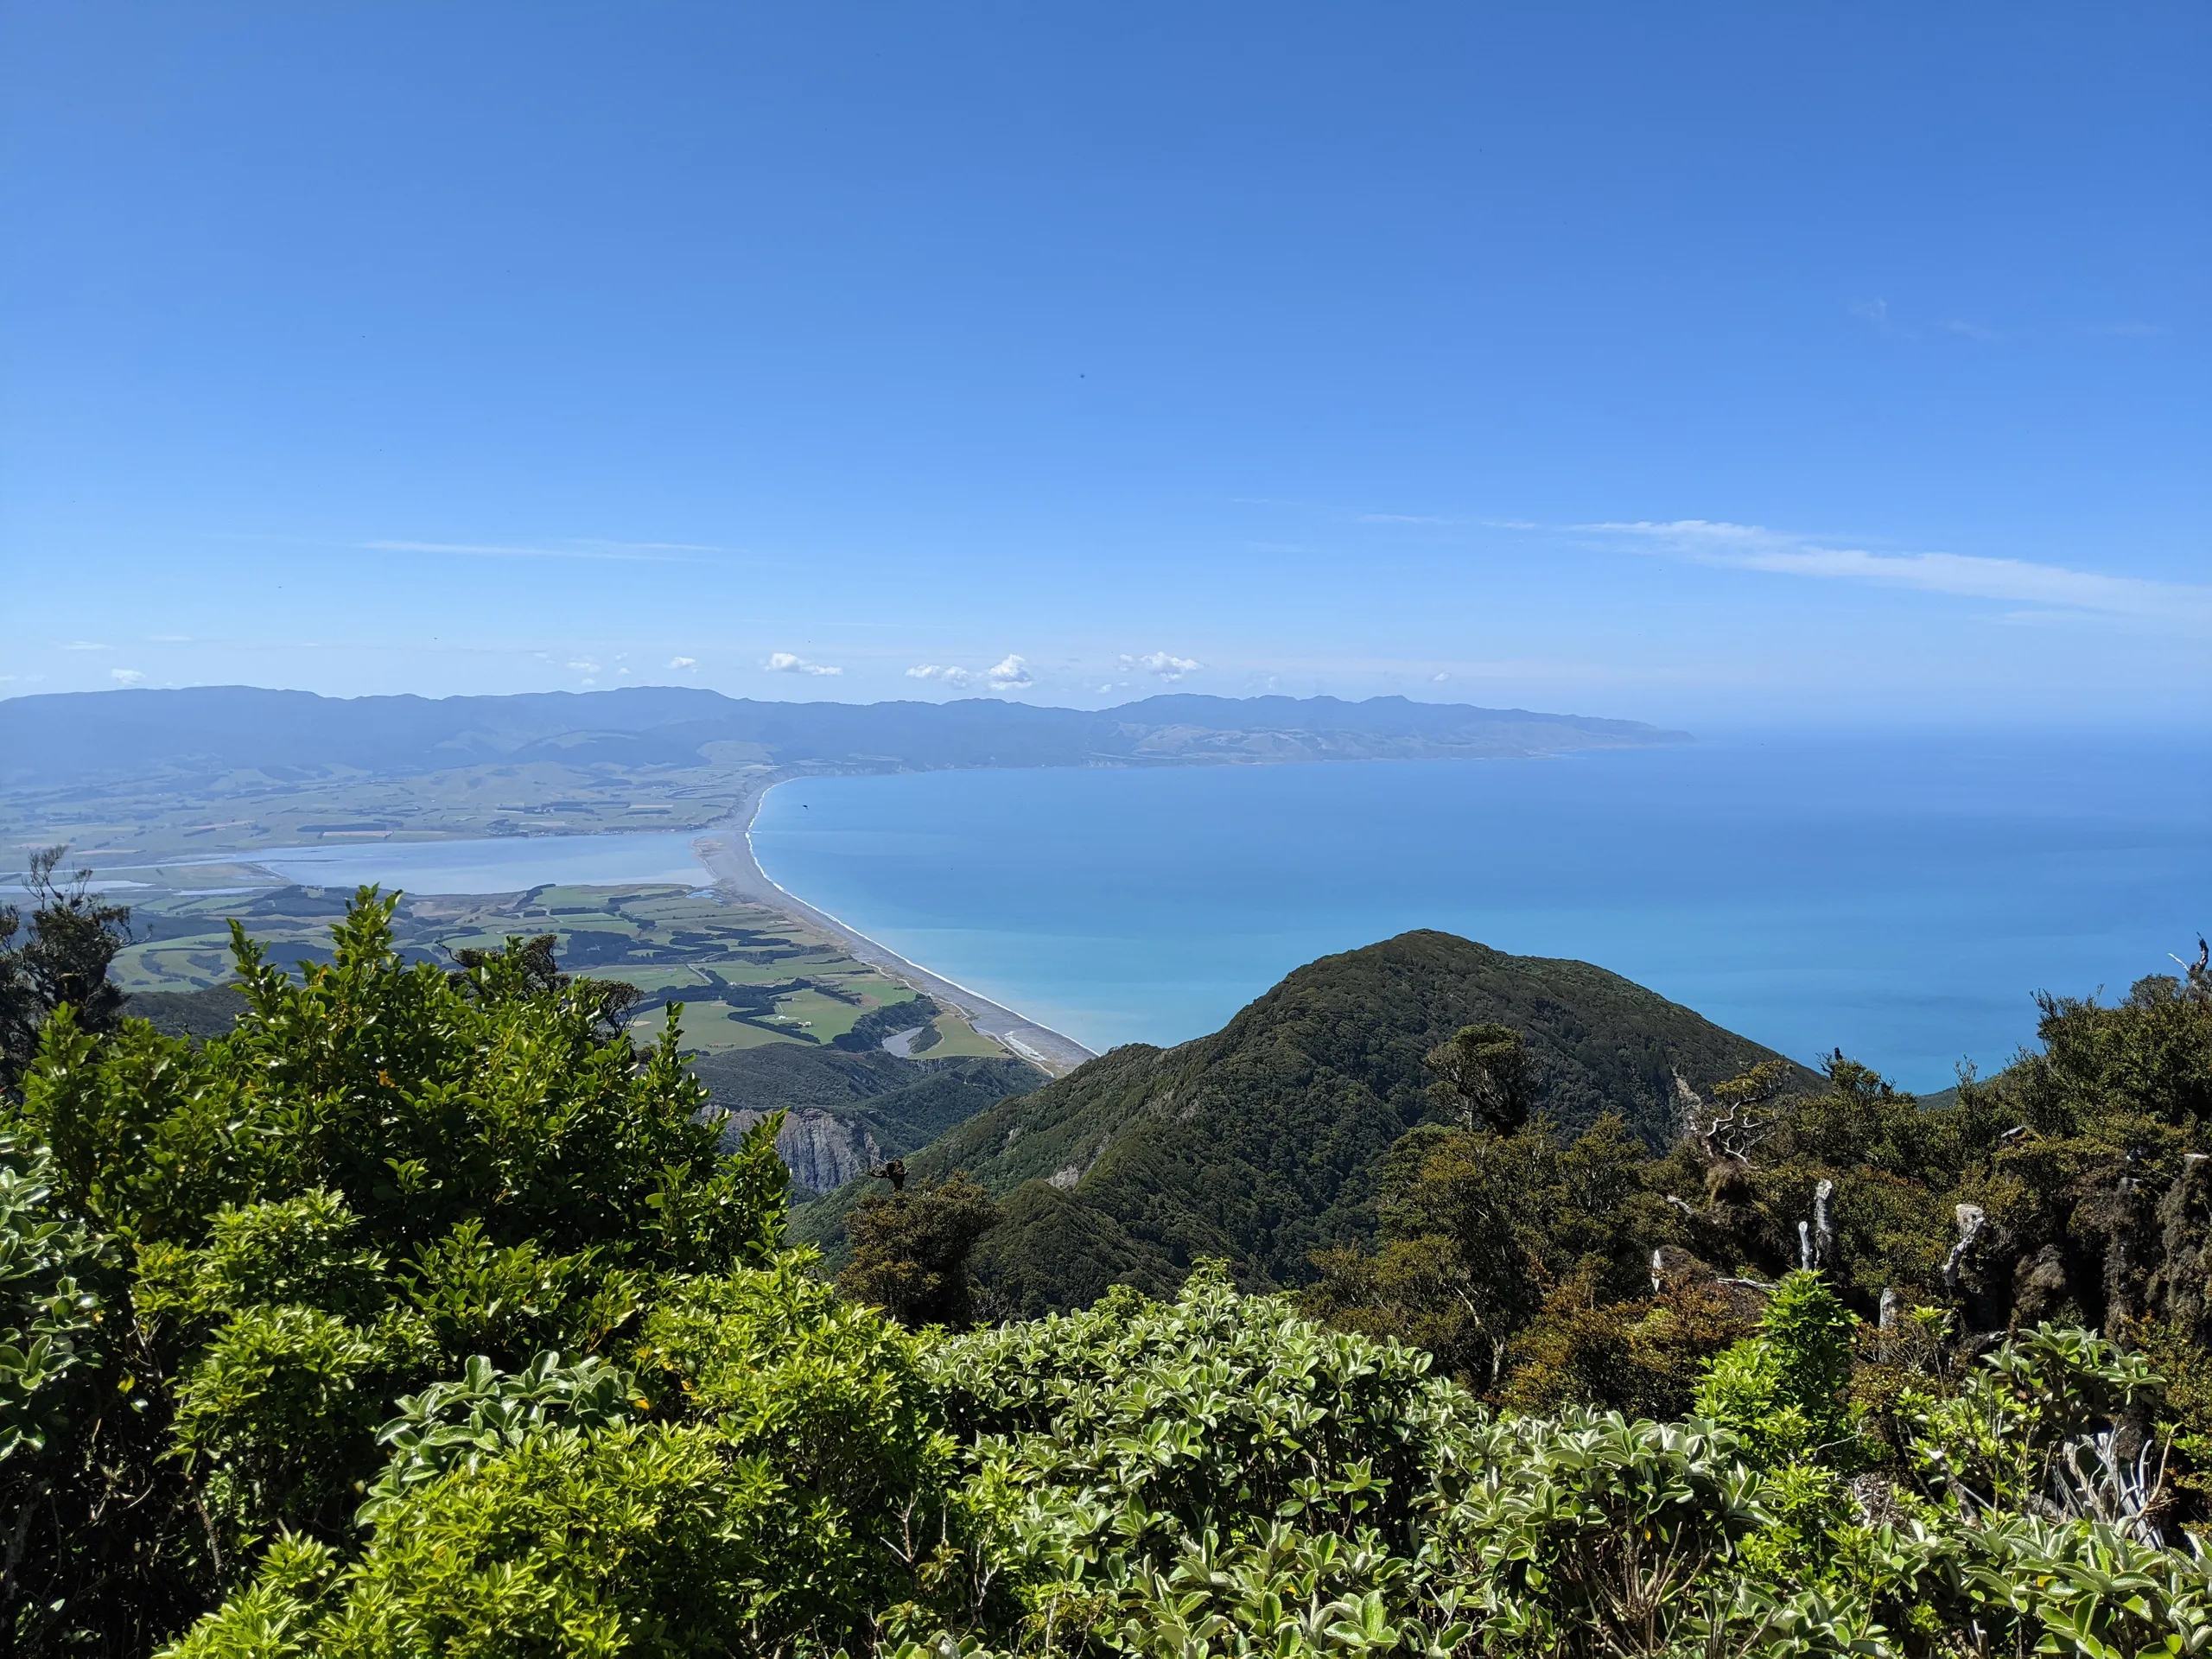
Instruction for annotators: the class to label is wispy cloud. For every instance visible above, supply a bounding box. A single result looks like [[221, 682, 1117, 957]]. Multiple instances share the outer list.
[[986, 654, 1033, 690], [1847, 298, 1999, 343], [61, 640, 111, 652], [1355, 513, 1536, 531], [668, 656, 697, 671], [111, 668, 146, 686], [1580, 519, 2212, 632], [363, 539, 707, 563], [765, 652, 842, 677], [906, 664, 974, 689]]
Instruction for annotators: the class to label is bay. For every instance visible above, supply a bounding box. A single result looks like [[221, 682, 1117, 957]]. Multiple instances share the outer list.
[[751, 728, 2212, 1090]]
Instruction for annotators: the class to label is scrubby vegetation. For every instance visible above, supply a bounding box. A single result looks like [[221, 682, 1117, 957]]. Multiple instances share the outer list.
[[793, 932, 1803, 1311], [4, 882, 2211, 1656]]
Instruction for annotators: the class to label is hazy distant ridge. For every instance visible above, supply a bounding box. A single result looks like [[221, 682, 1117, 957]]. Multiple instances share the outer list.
[[0, 685, 1688, 785]]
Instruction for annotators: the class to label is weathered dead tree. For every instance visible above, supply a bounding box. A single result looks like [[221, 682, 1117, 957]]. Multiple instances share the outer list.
[[1943, 1203, 1988, 1297], [1794, 1178, 1839, 1274], [1675, 1065, 1784, 1209]]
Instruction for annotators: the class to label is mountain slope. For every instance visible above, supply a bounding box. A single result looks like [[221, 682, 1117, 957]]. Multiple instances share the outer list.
[[0, 685, 1686, 786], [791, 931, 1811, 1314]]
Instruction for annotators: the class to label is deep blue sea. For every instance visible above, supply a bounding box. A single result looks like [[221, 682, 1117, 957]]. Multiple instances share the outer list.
[[751, 729, 2212, 1090]]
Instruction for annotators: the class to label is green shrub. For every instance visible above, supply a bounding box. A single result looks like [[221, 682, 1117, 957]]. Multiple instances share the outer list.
[[170, 1255, 957, 1658], [1695, 1270, 1860, 1469]]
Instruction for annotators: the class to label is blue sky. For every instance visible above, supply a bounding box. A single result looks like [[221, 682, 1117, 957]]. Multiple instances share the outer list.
[[3, 3, 2205, 726]]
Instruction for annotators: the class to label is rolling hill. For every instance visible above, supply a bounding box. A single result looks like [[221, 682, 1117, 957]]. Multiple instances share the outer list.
[[791, 929, 1813, 1315]]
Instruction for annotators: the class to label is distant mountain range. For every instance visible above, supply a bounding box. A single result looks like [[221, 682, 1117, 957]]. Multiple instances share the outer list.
[[792, 930, 1809, 1316], [0, 685, 1688, 786]]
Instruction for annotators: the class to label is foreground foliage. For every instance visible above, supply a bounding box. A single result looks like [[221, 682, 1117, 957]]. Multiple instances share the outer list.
[[1, 892, 788, 1653], [4, 888, 2212, 1656]]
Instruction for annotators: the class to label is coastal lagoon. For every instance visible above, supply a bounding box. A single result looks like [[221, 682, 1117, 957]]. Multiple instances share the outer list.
[[752, 728, 2212, 1090], [193, 829, 717, 893]]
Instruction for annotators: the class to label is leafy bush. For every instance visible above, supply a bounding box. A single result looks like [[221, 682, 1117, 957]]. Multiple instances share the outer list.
[[1, 889, 792, 1655], [1695, 1271, 1860, 1468], [1502, 1272, 1745, 1420], [839, 1173, 1001, 1330], [171, 1258, 956, 1659]]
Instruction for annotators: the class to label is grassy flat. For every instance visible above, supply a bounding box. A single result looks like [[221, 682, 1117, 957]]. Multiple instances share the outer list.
[[110, 880, 1005, 1061]]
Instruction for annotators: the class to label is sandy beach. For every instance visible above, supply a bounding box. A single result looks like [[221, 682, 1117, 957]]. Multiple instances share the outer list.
[[690, 771, 1096, 1077]]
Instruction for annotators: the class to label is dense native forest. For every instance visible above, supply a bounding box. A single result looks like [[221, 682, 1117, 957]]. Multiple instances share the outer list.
[[4, 854, 2212, 1656]]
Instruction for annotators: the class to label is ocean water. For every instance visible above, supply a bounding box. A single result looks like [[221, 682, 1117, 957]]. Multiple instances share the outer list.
[[750, 729, 2212, 1090]]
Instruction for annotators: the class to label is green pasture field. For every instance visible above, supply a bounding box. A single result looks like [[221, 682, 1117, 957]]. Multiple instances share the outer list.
[[915, 1011, 1007, 1058], [2, 755, 770, 864], [108, 880, 995, 1059]]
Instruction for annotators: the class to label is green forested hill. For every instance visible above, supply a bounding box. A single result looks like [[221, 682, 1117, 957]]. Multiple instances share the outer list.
[[792, 930, 1808, 1312]]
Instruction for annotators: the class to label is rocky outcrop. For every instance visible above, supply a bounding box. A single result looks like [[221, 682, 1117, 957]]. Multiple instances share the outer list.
[[715, 1107, 879, 1198]]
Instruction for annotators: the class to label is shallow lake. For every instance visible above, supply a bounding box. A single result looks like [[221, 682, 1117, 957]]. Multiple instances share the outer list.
[[198, 828, 721, 894]]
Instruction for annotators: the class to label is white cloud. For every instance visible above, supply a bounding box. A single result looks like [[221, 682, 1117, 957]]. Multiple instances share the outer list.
[[1847, 297, 1891, 327], [985, 654, 1033, 690], [1122, 652, 1201, 681], [668, 656, 697, 671], [1432, 671, 1450, 683], [568, 658, 601, 673], [147, 633, 190, 643], [906, 664, 975, 689], [1580, 519, 2212, 633], [111, 668, 146, 686], [765, 652, 842, 677], [62, 640, 111, 652]]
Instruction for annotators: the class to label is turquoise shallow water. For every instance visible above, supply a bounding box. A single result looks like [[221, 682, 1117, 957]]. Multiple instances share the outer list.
[[750, 729, 2212, 1090]]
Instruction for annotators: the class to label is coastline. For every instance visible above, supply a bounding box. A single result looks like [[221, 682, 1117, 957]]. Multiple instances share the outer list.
[[690, 772, 1097, 1077]]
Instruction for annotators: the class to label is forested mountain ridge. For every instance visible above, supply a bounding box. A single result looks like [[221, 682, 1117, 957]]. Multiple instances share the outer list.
[[0, 684, 1684, 787], [792, 931, 1807, 1313]]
